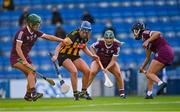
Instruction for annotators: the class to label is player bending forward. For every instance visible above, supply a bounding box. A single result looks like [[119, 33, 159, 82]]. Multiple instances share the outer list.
[[88, 30, 126, 98], [51, 21, 98, 100], [10, 14, 68, 101], [131, 22, 174, 99]]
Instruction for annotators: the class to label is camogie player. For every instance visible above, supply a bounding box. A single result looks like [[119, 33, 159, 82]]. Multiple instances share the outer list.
[[131, 22, 174, 99], [51, 21, 98, 100], [88, 30, 126, 98], [10, 14, 68, 101]]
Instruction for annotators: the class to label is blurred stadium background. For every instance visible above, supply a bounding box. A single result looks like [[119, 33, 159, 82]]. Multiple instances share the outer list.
[[0, 0, 180, 99]]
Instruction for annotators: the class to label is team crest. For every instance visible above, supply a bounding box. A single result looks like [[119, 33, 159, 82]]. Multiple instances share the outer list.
[[101, 48, 104, 51], [27, 36, 30, 40], [33, 34, 37, 38], [155, 53, 158, 57]]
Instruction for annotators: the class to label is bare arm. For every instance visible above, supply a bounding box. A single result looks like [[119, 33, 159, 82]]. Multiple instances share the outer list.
[[16, 41, 26, 62], [41, 34, 64, 42], [105, 56, 117, 70], [140, 48, 151, 72], [147, 31, 161, 43], [51, 43, 63, 62], [82, 46, 99, 61], [143, 31, 161, 49], [16, 41, 33, 68], [90, 44, 97, 55], [82, 46, 94, 58], [55, 43, 62, 57]]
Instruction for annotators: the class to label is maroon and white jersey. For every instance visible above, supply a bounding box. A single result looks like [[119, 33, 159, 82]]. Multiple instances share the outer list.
[[10, 26, 44, 65], [142, 30, 168, 53], [92, 39, 121, 68], [142, 30, 174, 65]]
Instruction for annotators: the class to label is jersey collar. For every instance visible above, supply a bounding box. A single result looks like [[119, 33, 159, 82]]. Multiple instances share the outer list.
[[104, 40, 113, 48], [27, 26, 34, 35]]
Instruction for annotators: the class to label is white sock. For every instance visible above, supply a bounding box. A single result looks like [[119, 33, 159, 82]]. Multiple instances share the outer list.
[[119, 89, 125, 95], [147, 91, 152, 96], [158, 81, 163, 86]]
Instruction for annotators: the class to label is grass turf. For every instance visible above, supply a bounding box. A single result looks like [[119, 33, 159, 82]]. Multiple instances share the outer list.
[[0, 96, 180, 112]]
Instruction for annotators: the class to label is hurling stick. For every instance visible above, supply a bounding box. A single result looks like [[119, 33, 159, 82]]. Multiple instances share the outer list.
[[97, 60, 113, 87]]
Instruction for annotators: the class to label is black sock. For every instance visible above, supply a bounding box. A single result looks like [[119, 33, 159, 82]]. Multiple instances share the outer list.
[[82, 88, 87, 93], [73, 91, 78, 95], [25, 92, 31, 97], [31, 88, 36, 95]]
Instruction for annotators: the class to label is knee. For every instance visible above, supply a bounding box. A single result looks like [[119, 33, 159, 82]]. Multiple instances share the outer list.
[[90, 71, 96, 76], [83, 68, 90, 76], [28, 72, 35, 76], [145, 71, 153, 78], [114, 73, 121, 79], [70, 69, 78, 76]]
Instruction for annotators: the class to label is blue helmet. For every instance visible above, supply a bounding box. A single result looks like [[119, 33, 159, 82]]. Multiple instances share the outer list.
[[131, 22, 145, 40], [80, 21, 92, 32]]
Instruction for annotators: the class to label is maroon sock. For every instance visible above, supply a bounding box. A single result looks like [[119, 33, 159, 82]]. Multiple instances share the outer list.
[[119, 89, 125, 95], [82, 88, 87, 93], [25, 92, 31, 97], [31, 88, 36, 96]]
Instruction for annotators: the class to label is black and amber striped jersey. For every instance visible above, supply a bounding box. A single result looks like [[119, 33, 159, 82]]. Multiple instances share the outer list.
[[59, 29, 89, 56]]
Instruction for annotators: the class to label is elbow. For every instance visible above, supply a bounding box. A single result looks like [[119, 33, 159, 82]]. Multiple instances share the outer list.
[[82, 47, 86, 51], [146, 57, 150, 62], [42, 34, 50, 40], [55, 47, 59, 51], [156, 31, 161, 37], [90, 45, 95, 51], [90, 45, 93, 49]]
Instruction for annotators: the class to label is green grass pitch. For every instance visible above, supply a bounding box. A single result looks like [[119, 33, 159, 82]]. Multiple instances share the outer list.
[[0, 96, 180, 112]]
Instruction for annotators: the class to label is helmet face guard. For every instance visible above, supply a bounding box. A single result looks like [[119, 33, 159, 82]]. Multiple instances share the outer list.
[[104, 30, 115, 45], [132, 29, 142, 40], [104, 30, 115, 39], [131, 22, 145, 40], [79, 21, 92, 39]]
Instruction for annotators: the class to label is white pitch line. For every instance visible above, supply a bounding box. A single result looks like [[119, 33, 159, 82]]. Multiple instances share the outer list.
[[1, 111, 179, 112], [67, 101, 180, 108], [0, 101, 180, 111]]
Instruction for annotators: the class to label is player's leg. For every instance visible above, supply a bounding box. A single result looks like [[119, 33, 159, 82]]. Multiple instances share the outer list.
[[109, 62, 126, 98], [87, 61, 100, 87], [145, 79, 154, 99], [146, 59, 166, 95], [62, 59, 79, 100], [13, 63, 43, 101], [13, 63, 32, 101], [73, 58, 92, 100]]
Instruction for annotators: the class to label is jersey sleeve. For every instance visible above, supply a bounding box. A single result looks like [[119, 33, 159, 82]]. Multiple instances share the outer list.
[[16, 31, 25, 43], [142, 30, 151, 40], [92, 41, 101, 48], [113, 46, 120, 57], [35, 31, 44, 37], [66, 30, 78, 42], [149, 30, 155, 37]]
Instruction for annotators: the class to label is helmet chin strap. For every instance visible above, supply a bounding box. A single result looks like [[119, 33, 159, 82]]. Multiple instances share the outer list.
[[105, 41, 113, 46], [133, 29, 140, 36], [27, 24, 34, 33]]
